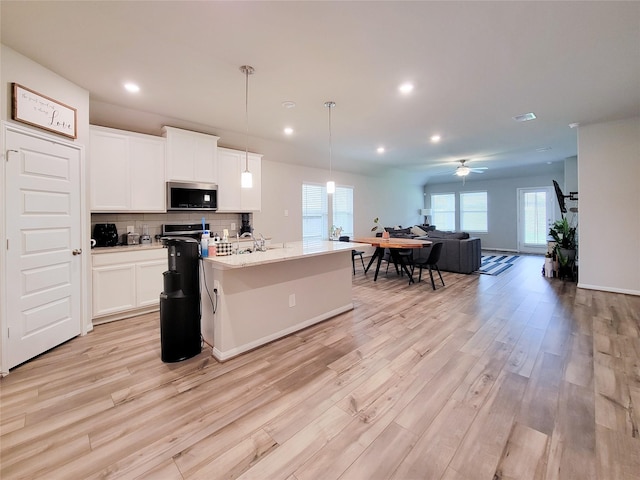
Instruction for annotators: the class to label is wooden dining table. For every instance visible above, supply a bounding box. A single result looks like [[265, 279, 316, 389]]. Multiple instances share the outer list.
[[353, 237, 433, 283]]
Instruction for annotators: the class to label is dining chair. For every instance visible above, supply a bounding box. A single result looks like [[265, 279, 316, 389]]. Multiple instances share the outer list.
[[374, 231, 411, 276], [410, 242, 445, 289], [339, 236, 365, 275], [395, 249, 413, 276]]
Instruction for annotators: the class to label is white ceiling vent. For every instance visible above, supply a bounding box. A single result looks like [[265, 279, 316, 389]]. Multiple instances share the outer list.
[[513, 112, 537, 122]]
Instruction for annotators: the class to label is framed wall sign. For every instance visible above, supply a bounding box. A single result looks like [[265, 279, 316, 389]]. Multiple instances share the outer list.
[[11, 83, 77, 139]]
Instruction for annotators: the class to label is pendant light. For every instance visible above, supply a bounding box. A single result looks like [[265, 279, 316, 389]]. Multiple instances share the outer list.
[[325, 101, 336, 194], [240, 65, 254, 189]]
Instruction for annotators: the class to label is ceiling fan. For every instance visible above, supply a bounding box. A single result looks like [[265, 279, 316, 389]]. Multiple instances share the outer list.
[[454, 159, 487, 183]]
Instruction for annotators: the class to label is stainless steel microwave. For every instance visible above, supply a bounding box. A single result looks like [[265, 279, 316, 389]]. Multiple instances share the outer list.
[[166, 181, 218, 211]]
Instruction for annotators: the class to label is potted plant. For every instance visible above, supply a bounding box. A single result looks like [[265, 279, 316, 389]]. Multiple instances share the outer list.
[[371, 217, 390, 240], [548, 218, 577, 267]]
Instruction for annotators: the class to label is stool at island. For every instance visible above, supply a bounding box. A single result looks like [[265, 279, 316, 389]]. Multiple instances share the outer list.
[[159, 237, 201, 362]]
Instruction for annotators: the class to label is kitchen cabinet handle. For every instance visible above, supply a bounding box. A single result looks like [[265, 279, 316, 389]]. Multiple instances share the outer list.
[[72, 249, 83, 256]]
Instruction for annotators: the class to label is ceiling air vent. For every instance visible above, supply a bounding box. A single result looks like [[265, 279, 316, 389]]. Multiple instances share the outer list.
[[513, 112, 537, 122]]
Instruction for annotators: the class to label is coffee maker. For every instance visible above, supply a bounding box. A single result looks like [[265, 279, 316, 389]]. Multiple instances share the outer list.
[[239, 213, 252, 236], [93, 223, 118, 247]]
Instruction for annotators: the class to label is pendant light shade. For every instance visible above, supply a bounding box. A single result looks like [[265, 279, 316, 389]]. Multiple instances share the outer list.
[[240, 65, 254, 189], [241, 170, 253, 189], [325, 101, 336, 194]]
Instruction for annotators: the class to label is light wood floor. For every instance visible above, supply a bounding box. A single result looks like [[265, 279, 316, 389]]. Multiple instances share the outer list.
[[1, 255, 639, 479]]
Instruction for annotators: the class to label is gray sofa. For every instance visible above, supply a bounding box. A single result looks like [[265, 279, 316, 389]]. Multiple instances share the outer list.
[[385, 227, 481, 274], [415, 230, 481, 274]]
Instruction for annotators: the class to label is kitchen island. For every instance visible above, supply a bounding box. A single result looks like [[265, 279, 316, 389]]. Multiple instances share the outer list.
[[201, 240, 358, 361]]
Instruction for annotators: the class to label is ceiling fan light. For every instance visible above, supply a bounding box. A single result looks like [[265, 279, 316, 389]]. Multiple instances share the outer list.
[[456, 166, 470, 176]]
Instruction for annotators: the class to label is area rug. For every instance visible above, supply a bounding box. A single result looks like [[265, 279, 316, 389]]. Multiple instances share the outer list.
[[479, 255, 519, 275]]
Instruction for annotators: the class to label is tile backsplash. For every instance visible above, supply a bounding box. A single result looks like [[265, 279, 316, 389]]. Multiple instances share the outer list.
[[91, 212, 248, 243]]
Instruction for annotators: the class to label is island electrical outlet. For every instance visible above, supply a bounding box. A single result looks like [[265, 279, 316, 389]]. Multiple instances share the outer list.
[[289, 293, 296, 307]]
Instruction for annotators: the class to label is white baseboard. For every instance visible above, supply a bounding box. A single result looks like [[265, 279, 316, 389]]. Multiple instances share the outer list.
[[211, 302, 355, 361], [92, 305, 159, 325], [482, 248, 519, 253], [577, 283, 640, 296]]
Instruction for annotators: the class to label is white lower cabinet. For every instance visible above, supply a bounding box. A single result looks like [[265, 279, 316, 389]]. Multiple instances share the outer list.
[[136, 260, 168, 307], [92, 248, 166, 322]]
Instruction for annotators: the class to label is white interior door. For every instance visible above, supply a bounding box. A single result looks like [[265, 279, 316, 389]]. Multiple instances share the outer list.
[[5, 128, 82, 369], [517, 187, 555, 254]]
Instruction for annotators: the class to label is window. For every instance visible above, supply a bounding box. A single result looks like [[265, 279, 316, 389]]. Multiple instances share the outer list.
[[332, 185, 354, 238], [431, 193, 455, 231], [302, 183, 327, 241], [460, 191, 487, 232], [523, 190, 547, 245], [302, 183, 354, 240]]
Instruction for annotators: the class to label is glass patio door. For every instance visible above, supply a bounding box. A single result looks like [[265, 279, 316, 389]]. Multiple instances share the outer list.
[[517, 187, 555, 254]]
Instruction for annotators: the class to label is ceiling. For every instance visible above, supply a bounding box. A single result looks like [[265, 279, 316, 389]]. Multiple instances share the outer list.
[[2, 1, 639, 185]]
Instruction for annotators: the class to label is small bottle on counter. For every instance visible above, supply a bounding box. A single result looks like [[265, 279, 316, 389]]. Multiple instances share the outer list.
[[200, 230, 210, 257], [208, 238, 217, 257]]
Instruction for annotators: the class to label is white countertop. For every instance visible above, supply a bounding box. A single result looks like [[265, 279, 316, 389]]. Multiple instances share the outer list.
[[204, 240, 359, 269], [91, 236, 271, 255], [91, 243, 164, 254]]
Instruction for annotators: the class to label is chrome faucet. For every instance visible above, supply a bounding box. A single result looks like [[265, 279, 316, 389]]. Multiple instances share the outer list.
[[253, 233, 267, 252]]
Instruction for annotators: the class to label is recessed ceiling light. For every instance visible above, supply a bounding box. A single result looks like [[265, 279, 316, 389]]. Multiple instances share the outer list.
[[398, 82, 414, 94], [536, 146, 551, 152], [284, 127, 293, 135], [282, 101, 296, 109], [430, 134, 441, 143], [377, 146, 385, 154], [512, 112, 536, 122], [124, 82, 140, 93], [569, 122, 580, 129]]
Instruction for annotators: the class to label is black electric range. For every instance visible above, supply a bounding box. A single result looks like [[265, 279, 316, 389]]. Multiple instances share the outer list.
[[161, 223, 210, 240]]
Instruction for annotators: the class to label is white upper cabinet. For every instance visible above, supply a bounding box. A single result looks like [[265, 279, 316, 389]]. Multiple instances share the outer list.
[[90, 125, 166, 212], [217, 147, 262, 212], [162, 126, 219, 183], [129, 135, 166, 211]]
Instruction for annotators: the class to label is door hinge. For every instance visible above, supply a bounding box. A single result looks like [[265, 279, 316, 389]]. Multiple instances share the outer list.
[[7, 327, 9, 338], [6, 239, 8, 250]]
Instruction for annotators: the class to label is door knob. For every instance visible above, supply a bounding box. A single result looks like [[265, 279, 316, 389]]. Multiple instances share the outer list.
[[72, 249, 82, 255]]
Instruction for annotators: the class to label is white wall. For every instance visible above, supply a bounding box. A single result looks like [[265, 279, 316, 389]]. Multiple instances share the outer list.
[[255, 159, 424, 244], [1, 45, 90, 144], [578, 117, 640, 295], [424, 168, 565, 251]]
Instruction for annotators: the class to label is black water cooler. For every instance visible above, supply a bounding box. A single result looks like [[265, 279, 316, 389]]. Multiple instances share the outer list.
[[160, 237, 201, 362]]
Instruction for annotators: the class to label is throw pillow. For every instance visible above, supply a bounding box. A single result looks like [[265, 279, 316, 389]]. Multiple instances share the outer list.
[[411, 225, 429, 236]]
